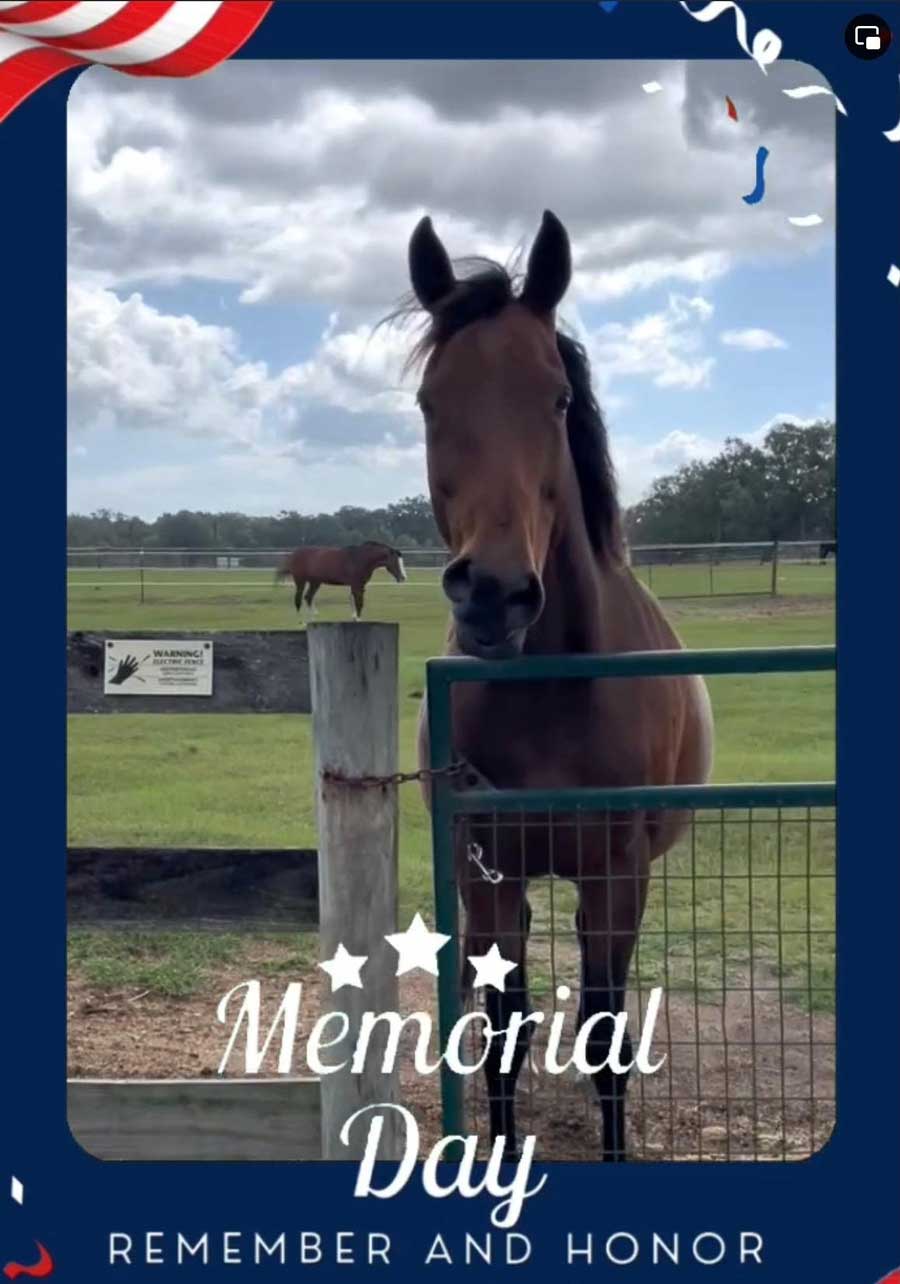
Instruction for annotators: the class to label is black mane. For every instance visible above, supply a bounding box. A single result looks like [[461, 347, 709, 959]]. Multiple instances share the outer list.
[[385, 259, 624, 564], [361, 540, 400, 554]]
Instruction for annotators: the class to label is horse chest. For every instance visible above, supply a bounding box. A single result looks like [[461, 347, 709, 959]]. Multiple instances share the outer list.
[[451, 683, 649, 789]]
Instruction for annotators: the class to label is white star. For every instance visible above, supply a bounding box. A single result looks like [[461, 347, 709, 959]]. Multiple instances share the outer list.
[[385, 913, 450, 977], [11, 1176, 23, 1205], [467, 944, 519, 992], [318, 943, 368, 992]]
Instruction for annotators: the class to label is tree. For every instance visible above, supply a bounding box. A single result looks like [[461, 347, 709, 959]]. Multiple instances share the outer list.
[[625, 422, 835, 545]]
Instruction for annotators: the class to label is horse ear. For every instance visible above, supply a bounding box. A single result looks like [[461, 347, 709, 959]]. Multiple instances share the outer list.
[[521, 210, 572, 316], [409, 216, 455, 311]]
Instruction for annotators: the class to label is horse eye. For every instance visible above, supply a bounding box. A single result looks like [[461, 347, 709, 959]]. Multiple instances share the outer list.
[[555, 390, 572, 414]]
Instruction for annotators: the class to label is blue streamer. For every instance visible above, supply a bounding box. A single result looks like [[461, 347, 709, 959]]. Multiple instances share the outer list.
[[743, 146, 770, 205]]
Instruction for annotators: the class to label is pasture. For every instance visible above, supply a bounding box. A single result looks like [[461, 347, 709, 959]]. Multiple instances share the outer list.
[[68, 566, 835, 1158], [68, 564, 835, 906], [68, 566, 834, 976]]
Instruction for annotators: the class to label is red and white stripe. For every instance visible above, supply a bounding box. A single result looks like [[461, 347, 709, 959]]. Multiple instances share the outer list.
[[0, 0, 274, 123]]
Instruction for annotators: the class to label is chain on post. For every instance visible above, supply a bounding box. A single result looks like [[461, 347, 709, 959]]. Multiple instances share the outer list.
[[320, 761, 468, 790]]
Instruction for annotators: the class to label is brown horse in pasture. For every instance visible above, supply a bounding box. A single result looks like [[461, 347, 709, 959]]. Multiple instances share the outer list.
[[408, 212, 714, 1162], [276, 542, 406, 619]]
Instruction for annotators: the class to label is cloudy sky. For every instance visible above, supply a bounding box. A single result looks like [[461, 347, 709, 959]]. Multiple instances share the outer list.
[[67, 58, 835, 519]]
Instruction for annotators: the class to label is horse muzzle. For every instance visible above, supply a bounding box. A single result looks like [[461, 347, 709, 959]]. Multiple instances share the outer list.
[[442, 558, 544, 659]]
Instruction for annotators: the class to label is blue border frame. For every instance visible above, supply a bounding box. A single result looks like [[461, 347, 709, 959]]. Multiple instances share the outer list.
[[2, 3, 898, 1278]]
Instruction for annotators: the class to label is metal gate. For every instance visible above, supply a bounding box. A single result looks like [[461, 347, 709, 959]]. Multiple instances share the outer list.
[[427, 647, 836, 1162]]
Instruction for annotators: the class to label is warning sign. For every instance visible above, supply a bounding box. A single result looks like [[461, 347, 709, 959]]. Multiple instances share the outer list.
[[104, 639, 213, 696]]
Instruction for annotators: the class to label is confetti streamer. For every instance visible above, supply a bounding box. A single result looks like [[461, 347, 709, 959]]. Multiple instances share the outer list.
[[782, 85, 847, 117], [726, 96, 738, 121], [3, 1242, 54, 1281], [788, 215, 824, 227], [742, 146, 770, 205], [642, 81, 663, 94], [10, 1178, 22, 1206], [680, 2, 782, 74], [884, 77, 900, 142], [888, 265, 900, 288]]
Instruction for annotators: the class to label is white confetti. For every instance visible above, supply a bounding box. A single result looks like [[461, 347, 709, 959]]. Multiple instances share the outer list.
[[888, 265, 900, 288], [680, 1, 782, 74], [11, 1176, 23, 1204], [783, 85, 847, 116], [788, 214, 825, 228], [642, 81, 664, 94], [885, 77, 900, 142]]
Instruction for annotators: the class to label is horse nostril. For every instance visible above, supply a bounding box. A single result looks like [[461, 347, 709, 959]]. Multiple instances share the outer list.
[[505, 573, 544, 623], [442, 556, 472, 603]]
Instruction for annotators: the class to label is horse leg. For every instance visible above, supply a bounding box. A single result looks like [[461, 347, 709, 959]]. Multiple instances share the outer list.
[[463, 879, 532, 1160], [293, 578, 306, 614], [351, 583, 365, 620], [305, 581, 321, 616], [576, 825, 650, 1162]]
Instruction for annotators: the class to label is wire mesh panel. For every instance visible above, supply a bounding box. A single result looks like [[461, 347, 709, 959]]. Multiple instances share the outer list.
[[452, 805, 835, 1162]]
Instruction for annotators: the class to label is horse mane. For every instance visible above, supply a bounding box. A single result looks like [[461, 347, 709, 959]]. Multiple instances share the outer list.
[[384, 259, 624, 564], [359, 540, 400, 555]]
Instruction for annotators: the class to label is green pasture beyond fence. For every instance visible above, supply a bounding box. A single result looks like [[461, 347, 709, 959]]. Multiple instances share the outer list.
[[426, 646, 836, 1162]]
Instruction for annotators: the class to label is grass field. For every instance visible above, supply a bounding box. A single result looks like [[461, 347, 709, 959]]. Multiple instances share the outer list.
[[67, 568, 835, 1009]]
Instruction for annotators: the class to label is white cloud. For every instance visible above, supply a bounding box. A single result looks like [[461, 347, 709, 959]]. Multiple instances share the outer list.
[[614, 429, 722, 506], [721, 328, 788, 351], [68, 60, 834, 309], [67, 283, 275, 445], [67, 283, 423, 466], [585, 293, 716, 391], [66, 58, 835, 513]]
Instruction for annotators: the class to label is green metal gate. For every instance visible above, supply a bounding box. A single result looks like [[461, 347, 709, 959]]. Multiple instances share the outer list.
[[427, 646, 836, 1161]]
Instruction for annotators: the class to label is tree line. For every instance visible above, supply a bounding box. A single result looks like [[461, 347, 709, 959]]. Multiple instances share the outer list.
[[624, 421, 835, 546], [66, 495, 441, 551], [67, 422, 835, 551]]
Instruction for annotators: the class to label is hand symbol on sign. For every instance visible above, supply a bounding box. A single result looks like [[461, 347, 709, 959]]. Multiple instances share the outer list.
[[108, 654, 143, 685]]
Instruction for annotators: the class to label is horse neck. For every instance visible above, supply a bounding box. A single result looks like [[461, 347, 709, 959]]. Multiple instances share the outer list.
[[360, 545, 386, 573]]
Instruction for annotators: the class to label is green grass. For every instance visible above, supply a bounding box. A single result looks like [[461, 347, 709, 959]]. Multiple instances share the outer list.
[[68, 571, 835, 1004], [67, 930, 315, 998]]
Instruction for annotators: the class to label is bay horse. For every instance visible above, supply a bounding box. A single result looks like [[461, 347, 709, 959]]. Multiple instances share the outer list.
[[275, 542, 406, 619], [409, 211, 714, 1162]]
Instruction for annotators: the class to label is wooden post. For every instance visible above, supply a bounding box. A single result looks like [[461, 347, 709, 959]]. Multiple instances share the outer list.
[[771, 540, 780, 597], [308, 623, 401, 1161]]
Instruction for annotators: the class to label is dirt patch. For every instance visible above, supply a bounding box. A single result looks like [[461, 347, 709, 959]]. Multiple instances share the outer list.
[[67, 940, 323, 1078], [68, 956, 833, 1163], [666, 594, 833, 622]]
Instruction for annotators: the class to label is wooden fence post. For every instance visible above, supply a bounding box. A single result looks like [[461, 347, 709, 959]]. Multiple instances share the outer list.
[[308, 622, 401, 1161]]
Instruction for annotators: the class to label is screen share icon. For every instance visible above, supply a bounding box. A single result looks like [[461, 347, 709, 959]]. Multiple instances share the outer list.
[[845, 14, 893, 58]]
